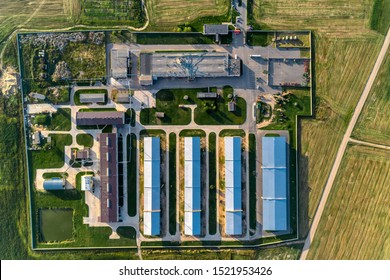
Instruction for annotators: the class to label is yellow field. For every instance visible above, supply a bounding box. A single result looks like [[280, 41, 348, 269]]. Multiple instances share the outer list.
[[147, 0, 229, 29], [253, 0, 376, 37], [353, 51, 390, 145], [307, 145, 390, 259]]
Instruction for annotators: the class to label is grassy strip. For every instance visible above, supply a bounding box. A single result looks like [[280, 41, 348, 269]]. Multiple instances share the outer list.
[[127, 134, 137, 217], [42, 172, 68, 179], [369, 0, 390, 35], [208, 132, 217, 235], [135, 33, 215, 45], [78, 108, 116, 112], [219, 129, 246, 137], [76, 133, 93, 148], [179, 129, 206, 137], [168, 133, 177, 235], [248, 133, 256, 234], [246, 32, 274, 46]]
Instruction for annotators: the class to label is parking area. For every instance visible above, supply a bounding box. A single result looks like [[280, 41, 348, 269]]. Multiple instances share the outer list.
[[268, 58, 307, 86]]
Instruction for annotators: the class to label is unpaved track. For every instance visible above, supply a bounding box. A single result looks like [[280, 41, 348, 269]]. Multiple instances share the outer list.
[[300, 27, 390, 260]]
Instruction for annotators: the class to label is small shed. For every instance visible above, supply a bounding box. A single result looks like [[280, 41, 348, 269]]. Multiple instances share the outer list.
[[155, 112, 165, 118], [33, 131, 41, 145], [75, 148, 90, 160], [197, 92, 217, 99], [81, 175, 93, 191], [43, 178, 65, 190], [228, 102, 236, 112]]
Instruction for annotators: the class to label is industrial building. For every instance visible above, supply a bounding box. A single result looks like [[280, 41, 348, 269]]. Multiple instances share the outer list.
[[143, 137, 161, 236], [184, 137, 201, 236], [79, 93, 106, 104], [110, 48, 130, 78], [224, 137, 242, 235], [81, 175, 93, 191], [203, 24, 229, 42], [43, 178, 65, 190], [139, 51, 241, 84], [99, 133, 118, 223], [261, 136, 288, 231], [76, 111, 125, 126]]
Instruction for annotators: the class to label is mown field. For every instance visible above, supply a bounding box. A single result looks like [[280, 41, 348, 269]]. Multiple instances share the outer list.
[[353, 51, 390, 145], [252, 0, 377, 37], [307, 145, 390, 259], [299, 36, 384, 234], [146, 0, 230, 30]]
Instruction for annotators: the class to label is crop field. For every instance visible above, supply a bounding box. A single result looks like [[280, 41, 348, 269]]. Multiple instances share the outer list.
[[146, 0, 229, 30], [353, 52, 390, 145], [252, 0, 377, 37], [307, 145, 390, 259]]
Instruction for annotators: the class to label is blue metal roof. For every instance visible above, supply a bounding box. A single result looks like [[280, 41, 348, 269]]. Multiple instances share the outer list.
[[185, 137, 201, 161], [184, 187, 201, 211], [262, 136, 289, 231], [225, 187, 242, 211], [225, 160, 241, 189], [144, 187, 161, 211], [262, 168, 287, 199], [184, 211, 201, 236], [262, 199, 288, 231], [144, 137, 160, 161], [225, 137, 241, 161], [43, 178, 64, 190], [225, 211, 242, 235], [262, 136, 287, 168], [143, 211, 160, 236]]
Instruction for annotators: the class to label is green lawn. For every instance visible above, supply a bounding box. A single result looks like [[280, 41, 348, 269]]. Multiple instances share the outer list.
[[29, 134, 72, 173], [179, 129, 206, 137], [195, 86, 246, 125], [76, 133, 94, 148], [134, 33, 215, 44], [42, 172, 68, 179], [125, 108, 136, 127], [246, 32, 274, 46], [140, 87, 246, 126], [49, 108, 71, 131], [208, 132, 217, 235], [168, 133, 177, 235], [219, 129, 246, 137], [127, 134, 137, 217], [140, 89, 192, 125]]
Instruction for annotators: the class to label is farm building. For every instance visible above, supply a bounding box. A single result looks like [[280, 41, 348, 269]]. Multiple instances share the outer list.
[[203, 24, 229, 35], [79, 93, 105, 104], [184, 137, 201, 236], [261, 136, 288, 231], [43, 178, 65, 190], [139, 51, 241, 84], [99, 133, 118, 223], [224, 137, 242, 235], [81, 175, 93, 191], [143, 137, 161, 236], [76, 111, 125, 126], [110, 49, 129, 78]]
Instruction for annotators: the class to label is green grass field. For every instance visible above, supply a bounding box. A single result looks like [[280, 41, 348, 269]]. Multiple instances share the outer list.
[[353, 51, 390, 145], [307, 145, 390, 259], [76, 133, 94, 148], [147, 0, 229, 30], [299, 36, 384, 229], [252, 0, 377, 37], [168, 132, 177, 235]]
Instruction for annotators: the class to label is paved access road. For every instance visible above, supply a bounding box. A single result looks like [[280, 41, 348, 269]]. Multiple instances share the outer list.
[[300, 27, 390, 260]]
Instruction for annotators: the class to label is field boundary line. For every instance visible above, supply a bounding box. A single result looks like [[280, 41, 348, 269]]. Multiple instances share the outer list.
[[300, 27, 390, 260]]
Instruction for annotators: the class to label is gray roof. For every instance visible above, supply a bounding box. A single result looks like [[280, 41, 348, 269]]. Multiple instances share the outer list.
[[99, 133, 118, 223], [111, 49, 129, 78], [115, 93, 129, 103], [43, 178, 64, 190], [140, 53, 152, 76], [79, 93, 105, 103], [76, 111, 124, 126], [203, 24, 229, 35]]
